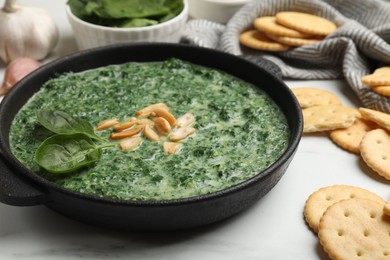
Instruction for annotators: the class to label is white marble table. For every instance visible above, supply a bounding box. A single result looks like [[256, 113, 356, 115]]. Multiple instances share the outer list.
[[0, 1, 389, 259]]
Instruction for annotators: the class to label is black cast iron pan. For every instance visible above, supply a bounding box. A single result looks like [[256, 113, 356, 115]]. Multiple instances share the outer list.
[[0, 43, 302, 231]]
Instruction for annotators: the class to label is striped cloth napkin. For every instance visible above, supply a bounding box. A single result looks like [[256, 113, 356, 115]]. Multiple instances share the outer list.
[[182, 0, 390, 113]]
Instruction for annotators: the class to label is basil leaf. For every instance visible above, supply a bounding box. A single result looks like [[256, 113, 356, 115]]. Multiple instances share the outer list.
[[37, 110, 103, 141], [34, 134, 102, 174]]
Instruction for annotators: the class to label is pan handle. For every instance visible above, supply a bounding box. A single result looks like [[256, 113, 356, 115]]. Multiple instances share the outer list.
[[240, 55, 283, 80], [0, 154, 46, 206]]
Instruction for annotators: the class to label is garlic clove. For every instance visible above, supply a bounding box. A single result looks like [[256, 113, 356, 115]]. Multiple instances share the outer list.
[[0, 57, 42, 96]]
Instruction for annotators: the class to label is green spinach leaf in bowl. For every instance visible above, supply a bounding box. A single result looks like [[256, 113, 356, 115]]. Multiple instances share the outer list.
[[68, 0, 184, 28]]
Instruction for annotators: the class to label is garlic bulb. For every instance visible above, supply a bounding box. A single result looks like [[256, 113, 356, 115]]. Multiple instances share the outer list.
[[0, 0, 59, 63]]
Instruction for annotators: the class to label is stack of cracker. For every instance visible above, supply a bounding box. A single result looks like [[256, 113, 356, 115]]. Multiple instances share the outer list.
[[239, 12, 337, 52], [292, 87, 390, 181], [362, 66, 390, 97], [304, 185, 390, 259]]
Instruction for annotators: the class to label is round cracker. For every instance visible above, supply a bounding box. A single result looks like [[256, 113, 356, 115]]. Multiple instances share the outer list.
[[253, 16, 311, 38], [330, 118, 377, 154], [384, 200, 390, 217], [360, 128, 390, 180], [275, 12, 337, 36], [359, 107, 390, 131], [266, 33, 323, 46], [372, 86, 390, 97], [304, 185, 384, 233], [239, 30, 290, 51], [318, 198, 390, 260], [291, 87, 341, 108], [302, 105, 360, 133], [362, 66, 390, 87]]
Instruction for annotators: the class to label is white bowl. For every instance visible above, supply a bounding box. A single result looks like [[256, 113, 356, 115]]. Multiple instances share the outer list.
[[66, 1, 189, 50], [188, 0, 251, 24]]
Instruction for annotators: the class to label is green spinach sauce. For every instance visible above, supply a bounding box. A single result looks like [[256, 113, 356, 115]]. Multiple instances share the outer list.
[[10, 59, 290, 201]]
